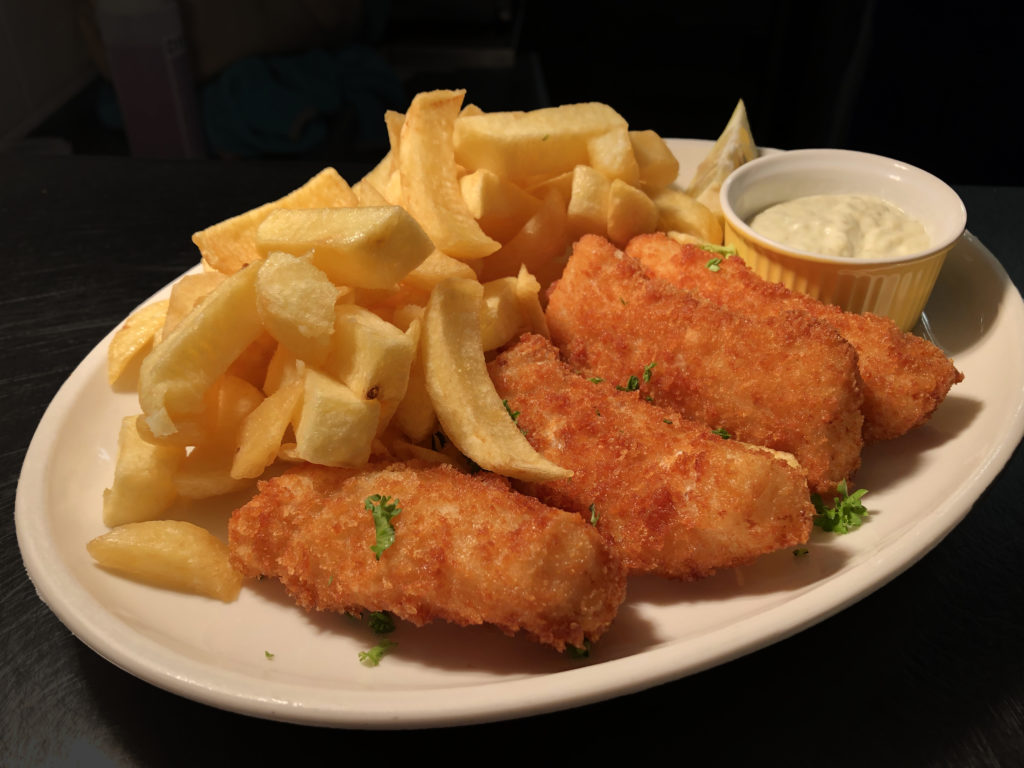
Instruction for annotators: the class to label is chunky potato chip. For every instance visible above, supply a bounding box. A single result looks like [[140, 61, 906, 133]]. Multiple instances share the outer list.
[[256, 206, 434, 289], [399, 89, 501, 261], [421, 277, 571, 482], [108, 300, 169, 387], [139, 264, 264, 438], [87, 520, 242, 602], [255, 252, 339, 365], [192, 167, 357, 275], [294, 368, 380, 466], [103, 415, 184, 526], [453, 102, 628, 185]]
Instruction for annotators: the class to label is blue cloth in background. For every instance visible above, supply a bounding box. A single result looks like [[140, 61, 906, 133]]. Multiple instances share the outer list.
[[200, 44, 405, 158]]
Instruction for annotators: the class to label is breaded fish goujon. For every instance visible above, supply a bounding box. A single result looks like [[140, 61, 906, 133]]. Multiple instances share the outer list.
[[228, 461, 626, 652], [546, 235, 865, 495], [624, 233, 963, 443], [490, 333, 815, 580]]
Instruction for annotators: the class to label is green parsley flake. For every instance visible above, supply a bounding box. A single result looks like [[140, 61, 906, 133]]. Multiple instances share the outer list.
[[663, 418, 673, 425], [566, 640, 592, 659], [365, 494, 402, 559], [588, 376, 604, 384], [812, 480, 869, 534], [589, 503, 600, 526], [503, 399, 520, 422], [616, 375, 641, 392], [359, 639, 397, 667], [366, 611, 395, 635], [706, 257, 723, 272], [712, 427, 732, 439], [617, 362, 656, 392], [264, 650, 275, 660], [700, 243, 737, 257]]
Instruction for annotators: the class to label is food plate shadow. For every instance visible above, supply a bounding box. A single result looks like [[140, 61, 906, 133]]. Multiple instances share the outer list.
[[623, 541, 851, 608], [857, 398, 981, 495]]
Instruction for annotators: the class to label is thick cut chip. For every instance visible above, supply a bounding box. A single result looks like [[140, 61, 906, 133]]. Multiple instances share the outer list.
[[108, 300, 169, 387], [162, 272, 227, 339], [480, 277, 524, 351], [629, 129, 680, 190], [173, 375, 264, 498], [453, 102, 628, 185], [586, 127, 640, 185], [192, 167, 357, 275], [103, 415, 184, 526], [478, 189, 570, 290], [459, 167, 542, 243], [606, 178, 659, 247], [294, 369, 381, 466], [255, 252, 339, 365], [352, 177, 389, 206], [515, 265, 549, 336], [398, 249, 478, 302], [139, 263, 264, 438], [652, 187, 724, 244], [398, 89, 501, 260], [325, 304, 415, 409], [87, 520, 242, 602], [421, 277, 571, 482], [232, 376, 304, 479], [567, 164, 611, 239], [255, 206, 434, 290]]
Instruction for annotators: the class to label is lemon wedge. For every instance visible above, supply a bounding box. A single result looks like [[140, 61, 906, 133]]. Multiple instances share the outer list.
[[686, 99, 759, 224]]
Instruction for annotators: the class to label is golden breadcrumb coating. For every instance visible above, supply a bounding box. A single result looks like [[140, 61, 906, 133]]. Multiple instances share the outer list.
[[228, 460, 626, 651], [625, 233, 963, 442], [489, 333, 814, 580], [546, 234, 864, 495]]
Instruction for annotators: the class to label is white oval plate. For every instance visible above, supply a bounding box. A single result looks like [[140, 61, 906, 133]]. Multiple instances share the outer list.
[[16, 140, 1024, 728]]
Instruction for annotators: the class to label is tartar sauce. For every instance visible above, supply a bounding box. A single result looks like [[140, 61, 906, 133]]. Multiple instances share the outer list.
[[749, 193, 929, 259]]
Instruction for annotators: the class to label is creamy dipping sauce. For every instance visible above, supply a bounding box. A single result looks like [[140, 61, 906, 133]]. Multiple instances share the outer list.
[[749, 193, 930, 259]]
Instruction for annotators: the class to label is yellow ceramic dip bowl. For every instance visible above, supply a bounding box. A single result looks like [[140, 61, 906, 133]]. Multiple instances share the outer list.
[[720, 149, 966, 332]]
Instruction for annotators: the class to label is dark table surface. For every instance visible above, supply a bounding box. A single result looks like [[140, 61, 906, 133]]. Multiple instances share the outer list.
[[3, 153, 1023, 767]]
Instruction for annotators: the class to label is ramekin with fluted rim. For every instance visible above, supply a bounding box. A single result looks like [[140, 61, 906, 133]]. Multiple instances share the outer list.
[[719, 148, 967, 332]]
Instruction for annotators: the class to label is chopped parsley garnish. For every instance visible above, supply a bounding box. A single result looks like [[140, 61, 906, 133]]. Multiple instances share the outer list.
[[503, 399, 520, 422], [616, 362, 656, 392], [264, 650, 275, 660], [566, 641, 592, 659], [812, 480, 869, 534], [359, 639, 397, 667], [366, 611, 395, 635], [663, 418, 673, 425], [365, 494, 401, 559], [588, 376, 604, 384], [793, 548, 809, 557], [616, 375, 640, 392], [712, 427, 732, 439], [706, 257, 724, 272], [589, 503, 600, 526], [700, 243, 737, 257]]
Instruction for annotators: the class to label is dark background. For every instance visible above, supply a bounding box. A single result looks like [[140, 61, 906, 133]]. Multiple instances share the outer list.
[[21, 0, 1020, 186]]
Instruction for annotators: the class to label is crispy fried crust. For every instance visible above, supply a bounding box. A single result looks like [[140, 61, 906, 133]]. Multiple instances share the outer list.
[[546, 234, 864, 495], [626, 233, 963, 442], [228, 461, 626, 651], [489, 334, 815, 580]]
